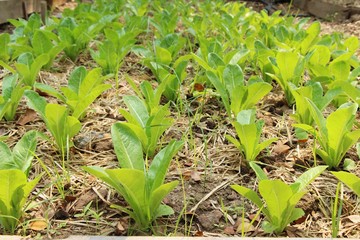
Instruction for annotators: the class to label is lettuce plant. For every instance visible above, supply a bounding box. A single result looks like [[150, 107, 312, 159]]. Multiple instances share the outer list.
[[294, 102, 360, 169], [90, 28, 140, 75], [24, 91, 81, 159], [267, 51, 307, 105], [119, 94, 173, 157], [133, 35, 188, 101], [0, 74, 30, 121], [83, 123, 183, 230], [0, 33, 11, 62], [331, 171, 360, 197], [56, 17, 104, 61], [34, 67, 111, 120], [151, 8, 179, 38], [206, 64, 272, 117], [226, 109, 277, 162], [231, 163, 327, 234], [0, 169, 41, 234], [0, 131, 38, 176], [291, 81, 341, 126], [14, 52, 49, 87]]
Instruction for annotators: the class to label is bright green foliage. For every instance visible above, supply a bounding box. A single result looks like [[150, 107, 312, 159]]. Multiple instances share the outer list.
[[331, 171, 360, 197], [226, 109, 277, 162], [119, 93, 173, 157], [57, 17, 104, 61], [34, 67, 111, 120], [125, 76, 167, 114], [151, 8, 179, 38], [133, 34, 188, 101], [0, 74, 30, 121], [291, 81, 341, 125], [31, 30, 64, 69], [0, 169, 41, 234], [294, 102, 360, 169], [14, 52, 49, 86], [90, 28, 140, 74], [24, 91, 81, 159], [0, 33, 11, 62], [0, 131, 38, 176], [8, 14, 42, 40], [206, 64, 272, 117], [267, 51, 307, 105], [83, 123, 183, 230], [231, 164, 327, 234]]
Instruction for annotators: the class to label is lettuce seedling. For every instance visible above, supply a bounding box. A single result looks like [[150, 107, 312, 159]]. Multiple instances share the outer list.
[[331, 171, 360, 197], [0, 131, 38, 176], [83, 123, 183, 230], [267, 51, 307, 105], [294, 101, 360, 169], [0, 33, 10, 62], [14, 52, 49, 87], [0, 74, 30, 121], [0, 169, 41, 234], [206, 64, 272, 117], [31, 30, 64, 69], [291, 81, 341, 126], [24, 91, 81, 159], [133, 36, 188, 101], [57, 17, 104, 61], [34, 67, 111, 120], [119, 94, 173, 157], [90, 28, 140, 75], [231, 163, 327, 234], [226, 109, 277, 162]]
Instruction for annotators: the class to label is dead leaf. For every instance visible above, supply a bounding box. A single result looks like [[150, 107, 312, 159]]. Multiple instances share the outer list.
[[191, 170, 201, 182], [235, 218, 255, 233], [73, 188, 107, 211], [347, 215, 360, 223], [193, 231, 203, 236], [273, 141, 290, 154], [29, 219, 47, 231], [224, 226, 235, 235], [17, 109, 37, 125], [293, 214, 307, 224]]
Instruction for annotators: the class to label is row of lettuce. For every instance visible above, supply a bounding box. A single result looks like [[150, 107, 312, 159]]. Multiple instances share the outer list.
[[0, 0, 360, 235]]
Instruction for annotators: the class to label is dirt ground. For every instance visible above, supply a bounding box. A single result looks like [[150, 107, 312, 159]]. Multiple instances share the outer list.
[[1, 1, 360, 238]]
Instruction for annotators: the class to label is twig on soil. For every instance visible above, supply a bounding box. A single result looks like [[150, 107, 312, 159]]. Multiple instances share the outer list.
[[189, 174, 238, 213]]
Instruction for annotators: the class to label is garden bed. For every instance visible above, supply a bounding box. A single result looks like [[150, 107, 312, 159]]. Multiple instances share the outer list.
[[0, 0, 360, 238]]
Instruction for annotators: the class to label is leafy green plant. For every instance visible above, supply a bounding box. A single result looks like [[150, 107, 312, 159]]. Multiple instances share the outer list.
[[0, 131, 38, 176], [0, 33, 11, 62], [231, 163, 327, 234], [83, 123, 183, 230], [24, 91, 81, 159], [331, 171, 360, 197], [10, 29, 64, 68], [226, 109, 277, 162], [56, 17, 104, 61], [34, 67, 111, 120], [90, 28, 140, 75], [294, 102, 360, 169], [151, 8, 179, 38], [290, 81, 341, 126], [0, 74, 30, 121], [205, 64, 272, 117], [14, 52, 49, 87], [267, 51, 307, 105], [119, 92, 173, 157], [133, 35, 188, 101], [8, 13, 42, 40], [0, 169, 41, 234]]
